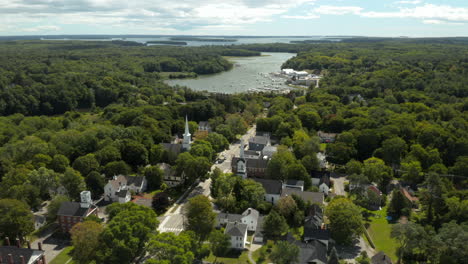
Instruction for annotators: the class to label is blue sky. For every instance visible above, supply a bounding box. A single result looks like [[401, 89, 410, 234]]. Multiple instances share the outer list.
[[0, 0, 467, 36]]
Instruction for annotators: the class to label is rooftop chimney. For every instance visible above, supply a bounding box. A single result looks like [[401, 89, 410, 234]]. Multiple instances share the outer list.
[[0, 253, 3, 263], [15, 238, 20, 248], [27, 241, 31, 249], [38, 242, 42, 251], [20, 255, 25, 264], [4, 237, 9, 246], [7, 254, 12, 264]]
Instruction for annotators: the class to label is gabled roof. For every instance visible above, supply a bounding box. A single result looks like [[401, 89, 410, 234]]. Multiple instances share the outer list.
[[109, 175, 127, 190], [0, 246, 44, 264], [306, 204, 323, 218], [255, 215, 264, 237], [303, 228, 330, 242], [161, 143, 183, 155], [249, 136, 269, 145], [304, 215, 323, 230], [284, 179, 305, 187], [232, 157, 269, 169], [126, 176, 145, 188], [57, 202, 96, 217], [251, 178, 282, 195], [116, 189, 129, 198], [217, 213, 243, 224], [371, 251, 393, 264], [198, 121, 210, 127], [242, 208, 259, 219], [281, 188, 324, 205], [297, 240, 328, 264], [225, 222, 247, 237]]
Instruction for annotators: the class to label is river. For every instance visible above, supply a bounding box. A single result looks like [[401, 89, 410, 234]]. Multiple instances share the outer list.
[[165, 52, 296, 94]]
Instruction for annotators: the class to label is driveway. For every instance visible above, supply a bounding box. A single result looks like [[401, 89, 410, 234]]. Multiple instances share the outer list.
[[332, 176, 348, 196]]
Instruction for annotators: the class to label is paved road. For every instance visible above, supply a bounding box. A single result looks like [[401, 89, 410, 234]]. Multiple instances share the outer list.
[[213, 125, 257, 173], [158, 126, 257, 234], [32, 226, 70, 263]]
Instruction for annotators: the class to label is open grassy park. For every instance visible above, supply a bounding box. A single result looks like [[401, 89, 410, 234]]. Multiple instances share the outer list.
[[366, 206, 398, 261]]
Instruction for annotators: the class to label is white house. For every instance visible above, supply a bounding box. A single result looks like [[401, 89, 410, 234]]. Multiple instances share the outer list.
[[104, 175, 147, 203], [216, 208, 260, 232], [240, 208, 259, 232], [225, 222, 248, 249]]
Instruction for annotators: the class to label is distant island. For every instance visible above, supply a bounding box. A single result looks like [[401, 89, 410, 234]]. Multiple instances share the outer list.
[[290, 40, 336, 44], [170, 37, 237, 42], [146, 40, 188, 45]]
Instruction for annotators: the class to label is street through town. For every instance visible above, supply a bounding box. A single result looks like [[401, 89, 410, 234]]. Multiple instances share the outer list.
[[157, 125, 257, 234]]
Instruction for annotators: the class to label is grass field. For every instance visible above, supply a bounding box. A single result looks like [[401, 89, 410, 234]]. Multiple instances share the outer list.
[[49, 246, 75, 264], [366, 206, 398, 261], [204, 250, 250, 264]]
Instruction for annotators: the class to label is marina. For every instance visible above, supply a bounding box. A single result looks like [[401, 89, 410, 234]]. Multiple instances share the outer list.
[[166, 52, 296, 94]]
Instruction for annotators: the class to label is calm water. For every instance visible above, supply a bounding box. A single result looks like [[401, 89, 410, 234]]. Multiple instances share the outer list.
[[44, 36, 336, 46], [166, 52, 296, 93]]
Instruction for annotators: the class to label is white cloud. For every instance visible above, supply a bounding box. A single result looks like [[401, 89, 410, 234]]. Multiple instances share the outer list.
[[361, 4, 468, 22], [282, 14, 320, 19], [21, 25, 61, 32], [0, 0, 318, 33], [314, 5, 363, 15], [395, 0, 422, 4], [422, 19, 464, 25]]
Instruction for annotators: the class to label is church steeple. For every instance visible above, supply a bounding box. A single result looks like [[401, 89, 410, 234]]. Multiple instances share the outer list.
[[237, 139, 247, 179], [183, 115, 192, 151]]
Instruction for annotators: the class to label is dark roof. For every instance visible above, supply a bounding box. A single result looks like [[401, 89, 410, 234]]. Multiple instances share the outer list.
[[281, 188, 324, 205], [0, 246, 44, 264], [225, 222, 247, 237], [57, 202, 95, 217], [244, 150, 261, 157], [255, 216, 264, 237], [126, 176, 145, 187], [249, 136, 269, 145], [306, 204, 323, 218], [296, 240, 328, 264], [251, 178, 282, 195], [198, 121, 210, 127], [161, 143, 182, 155], [371, 251, 393, 264], [319, 175, 330, 186], [232, 157, 269, 169], [303, 229, 330, 242], [284, 179, 305, 187], [304, 215, 323, 230], [116, 189, 129, 198], [311, 170, 330, 179]]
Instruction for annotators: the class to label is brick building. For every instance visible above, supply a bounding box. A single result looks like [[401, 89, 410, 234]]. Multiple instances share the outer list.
[[57, 191, 98, 233]]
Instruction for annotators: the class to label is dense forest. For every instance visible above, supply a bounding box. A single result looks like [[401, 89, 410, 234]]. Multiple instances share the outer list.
[[0, 41, 259, 116], [0, 39, 466, 264]]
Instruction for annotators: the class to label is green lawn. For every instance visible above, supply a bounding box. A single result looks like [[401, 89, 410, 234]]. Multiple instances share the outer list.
[[49, 246, 75, 264], [252, 246, 267, 264], [366, 207, 398, 261], [320, 143, 327, 152], [204, 250, 250, 264]]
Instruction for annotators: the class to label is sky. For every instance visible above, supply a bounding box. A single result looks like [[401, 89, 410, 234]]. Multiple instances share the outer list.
[[0, 0, 467, 37]]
